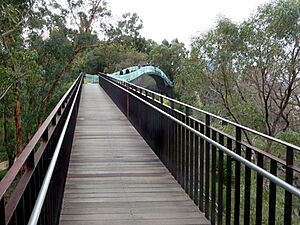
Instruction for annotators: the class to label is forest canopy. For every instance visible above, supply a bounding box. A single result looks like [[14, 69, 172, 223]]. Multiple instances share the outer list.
[[0, 0, 300, 170]]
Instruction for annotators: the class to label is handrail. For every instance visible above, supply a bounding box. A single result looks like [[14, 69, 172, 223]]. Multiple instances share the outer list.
[[100, 75, 300, 198], [0, 75, 82, 200], [27, 76, 82, 225], [99, 72, 300, 152]]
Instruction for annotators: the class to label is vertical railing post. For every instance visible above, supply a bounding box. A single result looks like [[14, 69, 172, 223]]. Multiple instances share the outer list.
[[226, 138, 232, 225], [194, 121, 199, 206], [234, 126, 241, 225], [284, 146, 294, 225], [255, 153, 264, 225], [217, 133, 224, 225], [58, 107, 61, 116], [199, 123, 205, 211], [185, 106, 190, 192], [42, 127, 49, 142], [268, 159, 277, 225], [170, 100, 176, 179], [244, 147, 252, 225], [51, 115, 57, 126], [0, 197, 5, 225], [211, 129, 217, 225], [205, 114, 211, 218], [126, 83, 129, 118]]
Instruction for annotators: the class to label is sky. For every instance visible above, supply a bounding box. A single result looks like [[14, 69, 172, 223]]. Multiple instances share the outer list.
[[107, 0, 271, 47]]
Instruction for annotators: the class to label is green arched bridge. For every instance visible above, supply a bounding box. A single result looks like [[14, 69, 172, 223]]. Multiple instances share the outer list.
[[86, 65, 173, 97]]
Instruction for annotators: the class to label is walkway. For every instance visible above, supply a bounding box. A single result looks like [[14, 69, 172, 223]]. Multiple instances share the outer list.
[[59, 84, 209, 225]]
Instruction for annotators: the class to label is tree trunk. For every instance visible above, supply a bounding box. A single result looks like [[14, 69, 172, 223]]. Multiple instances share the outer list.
[[38, 55, 76, 126], [14, 87, 23, 156], [2, 98, 8, 146]]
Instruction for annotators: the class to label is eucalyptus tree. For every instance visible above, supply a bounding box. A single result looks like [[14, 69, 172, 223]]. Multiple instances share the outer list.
[[189, 0, 300, 145], [0, 0, 43, 164], [102, 12, 155, 54], [150, 39, 187, 81], [38, 0, 111, 118], [240, 0, 300, 141], [0, 0, 111, 166], [84, 42, 148, 74]]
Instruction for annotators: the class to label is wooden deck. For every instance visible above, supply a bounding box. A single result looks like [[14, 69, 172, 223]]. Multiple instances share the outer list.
[[59, 84, 210, 225]]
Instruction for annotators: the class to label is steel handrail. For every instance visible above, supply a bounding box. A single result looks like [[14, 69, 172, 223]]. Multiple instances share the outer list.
[[0, 75, 82, 200], [100, 75, 300, 198], [100, 73, 300, 152], [27, 77, 82, 225]]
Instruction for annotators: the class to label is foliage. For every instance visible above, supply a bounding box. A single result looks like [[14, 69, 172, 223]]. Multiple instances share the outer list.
[[103, 12, 155, 53], [0, 169, 7, 181], [186, 0, 300, 148], [150, 39, 187, 81], [84, 42, 148, 73], [0, 0, 111, 165]]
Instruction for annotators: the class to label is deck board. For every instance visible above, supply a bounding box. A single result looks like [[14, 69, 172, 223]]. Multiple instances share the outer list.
[[59, 84, 210, 225]]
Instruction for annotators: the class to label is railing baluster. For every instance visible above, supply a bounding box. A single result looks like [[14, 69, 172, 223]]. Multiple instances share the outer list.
[[26, 151, 35, 168], [199, 123, 205, 211], [42, 127, 49, 141], [126, 83, 129, 117], [284, 146, 293, 225], [181, 114, 185, 188], [189, 119, 194, 199], [226, 138, 232, 225], [185, 106, 190, 193], [174, 112, 178, 180], [268, 159, 277, 225], [217, 133, 224, 225], [1, 197, 5, 224], [168, 109, 173, 174], [244, 146, 252, 225], [194, 121, 200, 206], [205, 114, 211, 218], [211, 130, 217, 225], [255, 152, 264, 225], [178, 115, 183, 187], [234, 127, 241, 225], [51, 115, 56, 126], [57, 107, 61, 116]]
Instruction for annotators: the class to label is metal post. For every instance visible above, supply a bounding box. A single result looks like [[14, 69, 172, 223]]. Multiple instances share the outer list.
[[126, 83, 129, 118]]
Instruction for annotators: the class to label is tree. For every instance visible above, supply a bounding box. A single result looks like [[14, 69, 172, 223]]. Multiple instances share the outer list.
[[103, 12, 155, 54], [241, 0, 300, 139], [0, 0, 42, 163], [83, 42, 148, 74], [150, 39, 187, 81], [174, 56, 208, 107], [189, 0, 300, 150], [0, 0, 111, 165]]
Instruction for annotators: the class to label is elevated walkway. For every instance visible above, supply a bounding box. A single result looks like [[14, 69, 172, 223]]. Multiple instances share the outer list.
[[59, 84, 209, 225], [1, 74, 299, 225]]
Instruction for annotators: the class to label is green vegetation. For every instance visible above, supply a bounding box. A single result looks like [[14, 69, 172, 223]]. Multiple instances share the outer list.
[[0, 169, 7, 181], [0, 0, 299, 224]]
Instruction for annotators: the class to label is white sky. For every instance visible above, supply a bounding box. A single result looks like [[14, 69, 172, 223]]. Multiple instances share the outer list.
[[107, 0, 271, 47]]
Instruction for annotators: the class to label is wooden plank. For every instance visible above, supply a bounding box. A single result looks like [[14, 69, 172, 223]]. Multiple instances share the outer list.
[[59, 84, 210, 225]]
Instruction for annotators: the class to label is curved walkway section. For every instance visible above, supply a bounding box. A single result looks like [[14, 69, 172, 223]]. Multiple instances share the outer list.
[[59, 84, 209, 225]]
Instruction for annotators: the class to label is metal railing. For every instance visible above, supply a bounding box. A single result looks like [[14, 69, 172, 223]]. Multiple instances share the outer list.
[[0, 74, 82, 225], [99, 74, 300, 225]]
